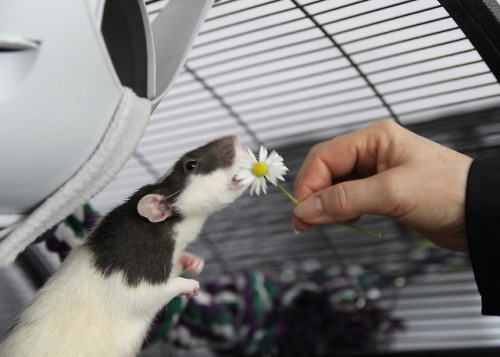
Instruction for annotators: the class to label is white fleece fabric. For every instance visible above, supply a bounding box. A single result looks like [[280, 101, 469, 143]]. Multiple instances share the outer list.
[[0, 88, 151, 266]]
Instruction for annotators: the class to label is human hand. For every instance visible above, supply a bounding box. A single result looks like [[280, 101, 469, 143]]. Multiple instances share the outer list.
[[293, 120, 473, 252]]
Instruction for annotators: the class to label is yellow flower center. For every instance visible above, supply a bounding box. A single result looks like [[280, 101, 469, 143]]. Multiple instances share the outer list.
[[253, 162, 268, 177]]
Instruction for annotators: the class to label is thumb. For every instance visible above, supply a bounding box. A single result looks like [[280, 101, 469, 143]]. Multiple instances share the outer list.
[[293, 174, 396, 226]]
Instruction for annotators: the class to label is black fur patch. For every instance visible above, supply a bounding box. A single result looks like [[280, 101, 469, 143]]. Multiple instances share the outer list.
[[174, 136, 236, 176], [85, 185, 181, 287], [84, 136, 236, 286]]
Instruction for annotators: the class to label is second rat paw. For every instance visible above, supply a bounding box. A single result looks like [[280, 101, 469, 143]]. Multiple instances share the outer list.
[[177, 252, 205, 275]]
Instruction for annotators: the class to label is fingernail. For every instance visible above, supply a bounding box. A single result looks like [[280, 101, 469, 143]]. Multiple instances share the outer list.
[[294, 197, 323, 219]]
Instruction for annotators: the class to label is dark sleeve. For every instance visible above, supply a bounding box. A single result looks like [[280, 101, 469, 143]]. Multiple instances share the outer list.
[[466, 159, 500, 316]]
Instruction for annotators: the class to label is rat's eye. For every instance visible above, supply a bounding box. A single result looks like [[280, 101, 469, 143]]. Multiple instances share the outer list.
[[184, 160, 198, 173]]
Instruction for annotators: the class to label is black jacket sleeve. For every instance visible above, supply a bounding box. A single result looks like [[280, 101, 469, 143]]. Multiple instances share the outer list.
[[466, 159, 500, 315]]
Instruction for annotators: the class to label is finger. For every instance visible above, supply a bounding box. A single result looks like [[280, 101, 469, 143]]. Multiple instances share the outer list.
[[292, 130, 373, 232], [294, 123, 385, 203], [294, 170, 401, 225], [294, 142, 337, 203], [293, 215, 312, 232]]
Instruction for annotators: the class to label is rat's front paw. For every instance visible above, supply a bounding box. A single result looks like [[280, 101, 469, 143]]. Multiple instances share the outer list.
[[182, 279, 200, 298], [164, 277, 200, 302], [177, 252, 205, 275]]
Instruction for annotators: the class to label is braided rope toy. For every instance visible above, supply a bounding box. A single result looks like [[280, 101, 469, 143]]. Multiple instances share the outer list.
[[33, 204, 466, 355]]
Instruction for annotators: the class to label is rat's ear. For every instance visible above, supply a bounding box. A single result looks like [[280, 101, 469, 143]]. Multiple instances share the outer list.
[[137, 194, 173, 223]]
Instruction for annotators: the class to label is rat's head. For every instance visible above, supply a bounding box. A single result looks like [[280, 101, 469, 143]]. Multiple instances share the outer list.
[[137, 136, 246, 222]]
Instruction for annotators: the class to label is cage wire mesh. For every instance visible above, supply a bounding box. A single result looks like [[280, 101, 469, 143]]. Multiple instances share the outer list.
[[93, 0, 500, 212], [5, 0, 500, 356], [130, 1, 500, 355]]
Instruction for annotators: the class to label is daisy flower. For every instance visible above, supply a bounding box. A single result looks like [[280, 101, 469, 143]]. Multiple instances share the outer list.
[[237, 146, 288, 196], [238, 145, 382, 238]]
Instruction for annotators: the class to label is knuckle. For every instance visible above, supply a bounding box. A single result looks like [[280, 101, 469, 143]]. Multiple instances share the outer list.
[[309, 141, 326, 158], [370, 120, 402, 142], [373, 119, 399, 132], [378, 173, 407, 216], [334, 182, 353, 217]]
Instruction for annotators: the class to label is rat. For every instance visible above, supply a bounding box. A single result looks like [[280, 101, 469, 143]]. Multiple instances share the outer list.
[[0, 136, 247, 357]]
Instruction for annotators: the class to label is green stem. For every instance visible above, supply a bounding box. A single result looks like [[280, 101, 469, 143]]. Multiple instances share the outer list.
[[277, 183, 299, 205], [277, 183, 381, 238], [337, 222, 382, 238]]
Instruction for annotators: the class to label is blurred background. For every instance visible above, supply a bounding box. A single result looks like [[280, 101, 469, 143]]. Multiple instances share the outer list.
[[3, 0, 500, 356]]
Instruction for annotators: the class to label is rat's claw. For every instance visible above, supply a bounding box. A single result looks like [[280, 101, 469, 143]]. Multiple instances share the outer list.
[[183, 286, 199, 298]]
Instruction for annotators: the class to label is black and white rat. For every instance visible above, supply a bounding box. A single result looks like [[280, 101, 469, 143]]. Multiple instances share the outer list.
[[0, 136, 246, 357]]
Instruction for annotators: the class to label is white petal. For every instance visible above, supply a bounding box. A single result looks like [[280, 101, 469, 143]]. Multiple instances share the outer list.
[[241, 146, 288, 195], [236, 168, 251, 179], [268, 160, 286, 170], [249, 180, 259, 196], [271, 167, 288, 180], [258, 146, 268, 162], [240, 177, 256, 190], [263, 151, 288, 185], [240, 161, 255, 170], [266, 150, 281, 162], [260, 177, 268, 195], [235, 171, 254, 187], [266, 152, 287, 169], [240, 174, 255, 183], [246, 148, 258, 164], [266, 174, 278, 186]]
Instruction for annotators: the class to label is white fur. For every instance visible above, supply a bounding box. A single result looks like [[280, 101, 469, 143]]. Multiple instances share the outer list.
[[171, 215, 206, 265], [0, 140, 246, 356], [175, 145, 245, 217], [0, 247, 199, 357]]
